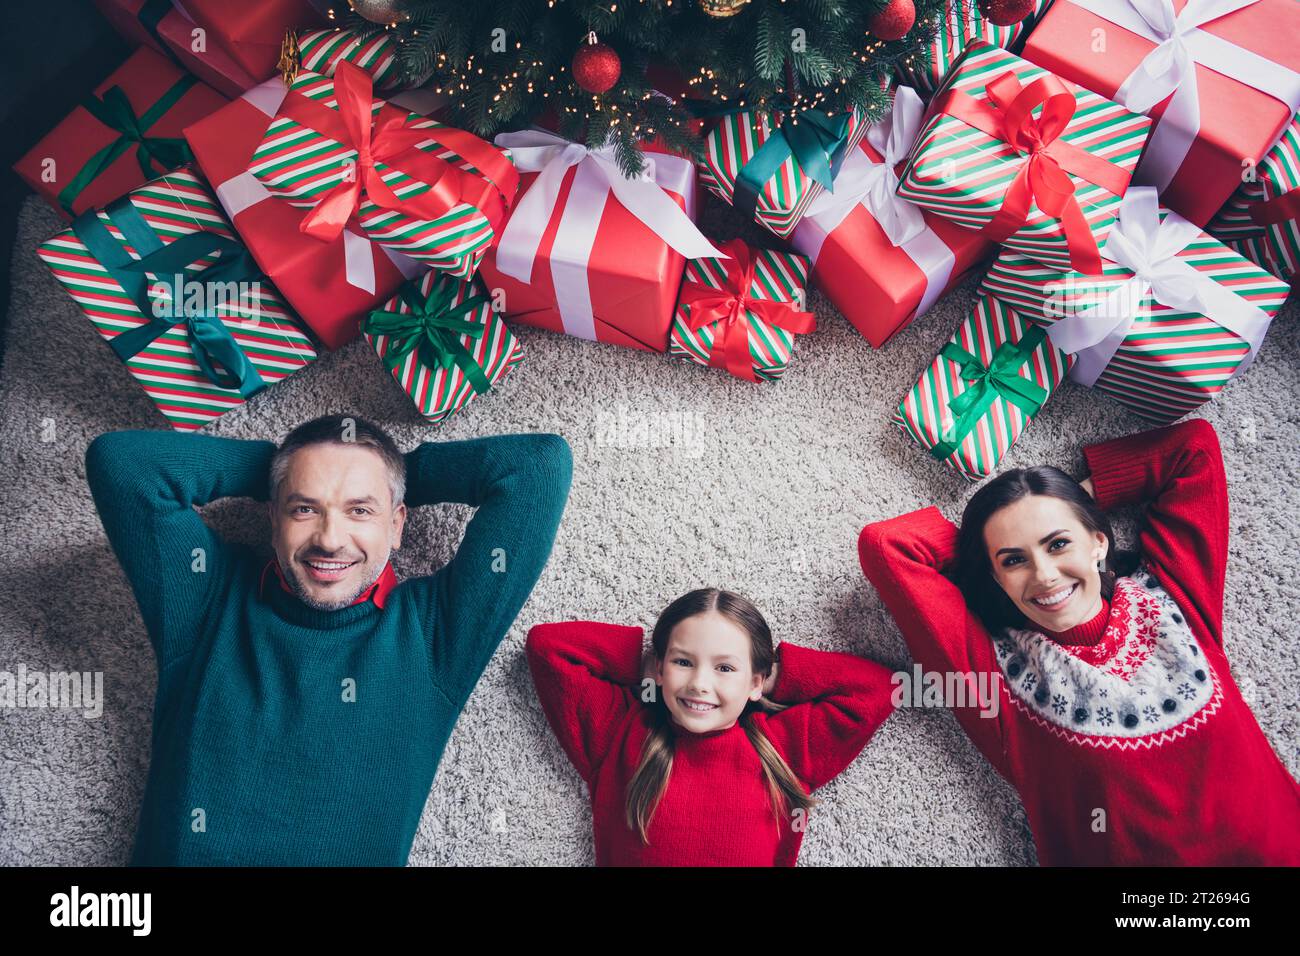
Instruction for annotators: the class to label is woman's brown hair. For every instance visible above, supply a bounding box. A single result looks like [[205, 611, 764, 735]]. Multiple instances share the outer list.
[[624, 588, 818, 845]]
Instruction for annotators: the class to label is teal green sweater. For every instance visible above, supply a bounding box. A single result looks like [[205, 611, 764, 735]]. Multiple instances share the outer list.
[[84, 428, 573, 866]]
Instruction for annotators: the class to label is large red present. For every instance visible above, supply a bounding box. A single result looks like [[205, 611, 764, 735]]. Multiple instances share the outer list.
[[184, 76, 450, 349], [13, 47, 226, 220], [1021, 0, 1300, 227], [475, 129, 724, 352], [789, 86, 994, 348], [92, 0, 326, 98]]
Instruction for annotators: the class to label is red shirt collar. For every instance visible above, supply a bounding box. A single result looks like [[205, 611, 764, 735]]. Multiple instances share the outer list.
[[259, 556, 397, 610]]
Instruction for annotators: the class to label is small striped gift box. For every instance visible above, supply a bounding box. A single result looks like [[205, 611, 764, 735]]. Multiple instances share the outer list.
[[362, 271, 523, 424], [296, 27, 401, 91], [980, 212, 1290, 425], [895, 294, 1073, 482], [1208, 113, 1300, 284], [669, 240, 815, 383], [37, 168, 318, 432], [897, 41, 1151, 276], [697, 107, 869, 239], [896, 0, 1049, 99], [247, 64, 517, 278]]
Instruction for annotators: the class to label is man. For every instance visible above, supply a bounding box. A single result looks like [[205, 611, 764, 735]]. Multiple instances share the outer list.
[[84, 414, 572, 865]]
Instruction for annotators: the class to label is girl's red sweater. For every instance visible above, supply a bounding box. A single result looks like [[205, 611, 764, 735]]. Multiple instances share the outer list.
[[858, 417, 1300, 865], [525, 626, 896, 866]]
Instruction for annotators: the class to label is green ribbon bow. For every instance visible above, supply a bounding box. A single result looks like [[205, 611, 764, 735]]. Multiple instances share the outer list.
[[72, 194, 267, 399], [58, 76, 197, 215], [734, 108, 852, 222], [929, 325, 1050, 462], [362, 276, 494, 396]]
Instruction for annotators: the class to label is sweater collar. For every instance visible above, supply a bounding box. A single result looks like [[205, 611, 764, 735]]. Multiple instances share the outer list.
[[259, 556, 398, 613], [1040, 597, 1111, 647]]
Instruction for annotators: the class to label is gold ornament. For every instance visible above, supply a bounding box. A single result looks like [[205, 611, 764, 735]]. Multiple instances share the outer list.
[[699, 0, 751, 17], [278, 29, 301, 86]]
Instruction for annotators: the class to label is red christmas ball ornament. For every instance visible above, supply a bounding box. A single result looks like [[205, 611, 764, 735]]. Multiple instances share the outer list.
[[978, 0, 1038, 26], [572, 32, 621, 94], [868, 0, 916, 41]]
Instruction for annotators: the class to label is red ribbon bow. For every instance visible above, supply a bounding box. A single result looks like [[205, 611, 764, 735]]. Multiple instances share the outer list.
[[1248, 185, 1300, 227], [933, 71, 1132, 275], [677, 238, 816, 382], [276, 60, 518, 242]]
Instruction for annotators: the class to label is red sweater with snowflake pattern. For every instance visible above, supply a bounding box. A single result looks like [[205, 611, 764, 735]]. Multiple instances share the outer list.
[[525, 625, 896, 866], [858, 418, 1300, 865]]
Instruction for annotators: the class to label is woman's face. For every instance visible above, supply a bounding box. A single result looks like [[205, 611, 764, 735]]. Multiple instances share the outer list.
[[983, 494, 1109, 633], [657, 611, 764, 734]]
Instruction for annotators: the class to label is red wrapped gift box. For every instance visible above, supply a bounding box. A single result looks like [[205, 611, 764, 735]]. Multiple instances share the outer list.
[[184, 77, 436, 350], [1021, 0, 1300, 227], [789, 86, 994, 348], [475, 130, 723, 352], [93, 0, 326, 98], [13, 46, 227, 220]]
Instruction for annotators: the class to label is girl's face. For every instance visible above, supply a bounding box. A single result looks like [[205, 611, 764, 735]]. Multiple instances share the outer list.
[[657, 611, 764, 734], [983, 494, 1109, 633]]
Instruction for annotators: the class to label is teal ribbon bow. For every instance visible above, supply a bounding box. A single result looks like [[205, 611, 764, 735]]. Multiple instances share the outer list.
[[58, 77, 197, 215], [734, 108, 852, 222], [929, 325, 1050, 461], [362, 276, 494, 395], [71, 195, 267, 398]]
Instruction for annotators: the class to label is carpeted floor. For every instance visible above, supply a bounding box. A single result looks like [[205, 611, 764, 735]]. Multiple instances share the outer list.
[[2, 192, 1297, 866]]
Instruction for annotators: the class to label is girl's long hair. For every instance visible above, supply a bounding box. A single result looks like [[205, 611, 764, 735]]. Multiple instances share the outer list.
[[955, 466, 1140, 633], [625, 588, 817, 845]]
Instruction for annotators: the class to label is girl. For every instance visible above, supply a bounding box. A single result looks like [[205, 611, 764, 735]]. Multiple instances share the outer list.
[[858, 418, 1300, 865], [525, 588, 896, 866]]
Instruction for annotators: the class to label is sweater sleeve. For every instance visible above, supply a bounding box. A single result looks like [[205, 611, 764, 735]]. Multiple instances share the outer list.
[[760, 642, 897, 792], [524, 620, 645, 784], [857, 507, 1009, 776], [401, 432, 573, 707], [84, 429, 276, 668], [1081, 417, 1229, 650]]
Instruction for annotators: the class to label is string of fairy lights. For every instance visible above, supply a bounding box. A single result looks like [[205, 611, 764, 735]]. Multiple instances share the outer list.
[[324, 0, 934, 137]]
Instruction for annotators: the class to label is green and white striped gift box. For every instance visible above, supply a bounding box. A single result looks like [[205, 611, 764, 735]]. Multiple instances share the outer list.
[[980, 233, 1290, 425], [364, 271, 524, 425], [670, 246, 812, 383], [697, 108, 868, 239], [1208, 113, 1300, 284], [297, 27, 401, 91], [897, 42, 1151, 275], [248, 69, 505, 278], [37, 168, 318, 432], [897, 0, 1049, 98], [895, 294, 1073, 482]]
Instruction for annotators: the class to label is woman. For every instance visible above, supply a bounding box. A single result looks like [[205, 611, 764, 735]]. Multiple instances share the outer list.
[[525, 588, 896, 865], [858, 418, 1300, 865]]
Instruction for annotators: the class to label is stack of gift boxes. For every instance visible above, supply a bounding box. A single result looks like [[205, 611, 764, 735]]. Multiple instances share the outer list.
[[14, 0, 1300, 465]]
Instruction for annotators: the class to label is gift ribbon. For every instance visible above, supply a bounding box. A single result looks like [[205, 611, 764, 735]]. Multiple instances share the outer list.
[[492, 128, 724, 341], [929, 324, 1050, 461], [71, 195, 267, 397], [794, 86, 956, 318], [677, 238, 816, 382], [361, 276, 493, 395], [1066, 0, 1300, 194], [1043, 185, 1274, 386], [273, 60, 518, 243], [57, 77, 197, 215], [932, 71, 1132, 274], [1248, 184, 1300, 226], [732, 109, 853, 223]]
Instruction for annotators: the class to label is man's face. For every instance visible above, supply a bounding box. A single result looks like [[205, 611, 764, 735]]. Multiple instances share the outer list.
[[268, 443, 406, 611]]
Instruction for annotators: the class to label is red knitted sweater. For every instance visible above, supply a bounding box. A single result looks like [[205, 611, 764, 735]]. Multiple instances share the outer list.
[[858, 418, 1300, 865], [525, 625, 896, 866]]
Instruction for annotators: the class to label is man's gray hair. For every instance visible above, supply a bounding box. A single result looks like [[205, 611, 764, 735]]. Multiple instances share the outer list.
[[269, 414, 406, 509]]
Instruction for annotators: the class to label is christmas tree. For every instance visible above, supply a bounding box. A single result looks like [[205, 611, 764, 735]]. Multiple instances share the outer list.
[[330, 0, 948, 175]]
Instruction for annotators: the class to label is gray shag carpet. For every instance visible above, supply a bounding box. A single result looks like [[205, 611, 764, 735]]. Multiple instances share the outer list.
[[2, 192, 1298, 867]]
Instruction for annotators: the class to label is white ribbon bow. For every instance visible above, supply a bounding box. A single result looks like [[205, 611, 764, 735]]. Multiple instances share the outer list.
[[803, 86, 927, 245], [492, 129, 725, 341], [1070, 0, 1300, 192], [1046, 185, 1274, 386]]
